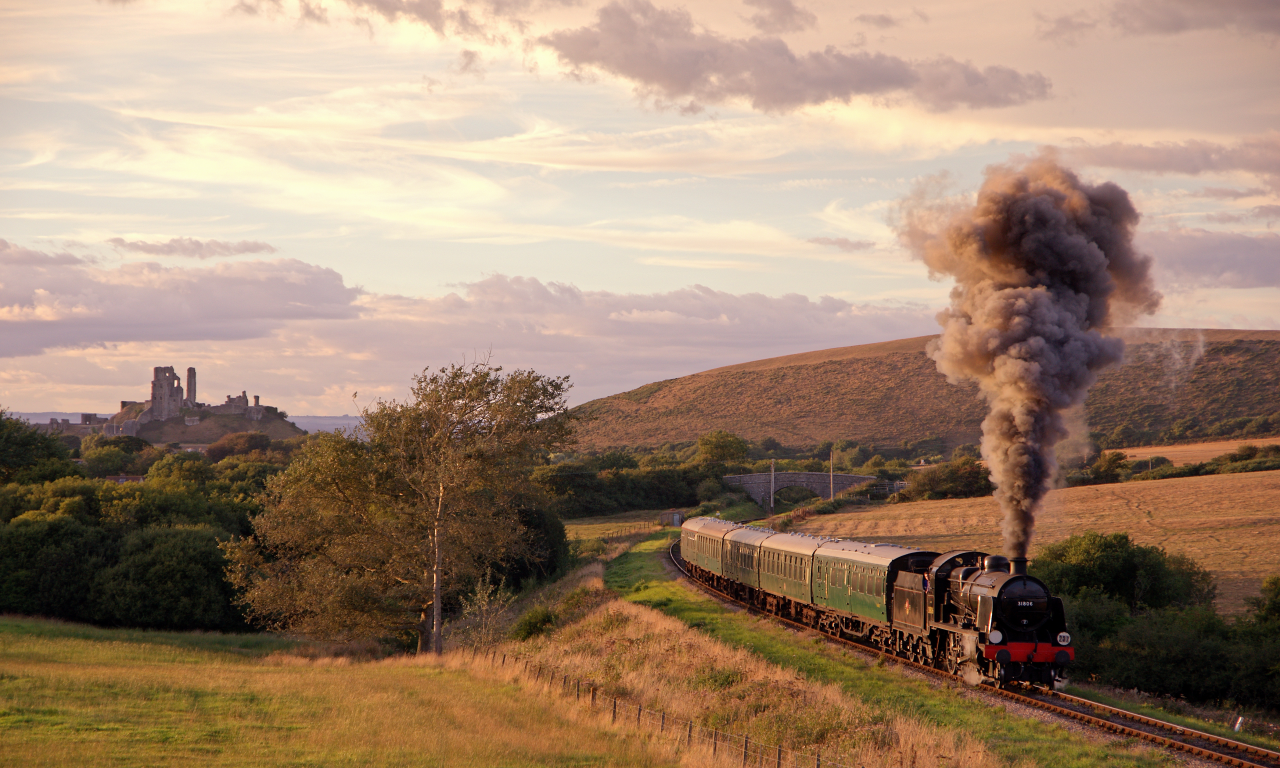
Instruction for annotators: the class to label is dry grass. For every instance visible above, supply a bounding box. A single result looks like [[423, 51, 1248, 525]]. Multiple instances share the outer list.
[[1120, 439, 1268, 465], [797, 470, 1280, 613], [571, 332, 1280, 450], [468, 592, 1002, 768], [0, 615, 674, 767]]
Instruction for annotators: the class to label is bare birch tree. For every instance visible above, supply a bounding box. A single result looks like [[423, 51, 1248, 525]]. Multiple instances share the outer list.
[[224, 361, 573, 652]]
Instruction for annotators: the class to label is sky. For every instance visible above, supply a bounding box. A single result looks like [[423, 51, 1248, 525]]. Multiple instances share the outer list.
[[2, 0, 1278, 416]]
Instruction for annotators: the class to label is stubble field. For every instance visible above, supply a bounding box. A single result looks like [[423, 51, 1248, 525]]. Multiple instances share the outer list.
[[797, 470, 1280, 613]]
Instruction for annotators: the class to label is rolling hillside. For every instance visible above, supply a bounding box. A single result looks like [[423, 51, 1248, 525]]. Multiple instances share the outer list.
[[573, 329, 1280, 450]]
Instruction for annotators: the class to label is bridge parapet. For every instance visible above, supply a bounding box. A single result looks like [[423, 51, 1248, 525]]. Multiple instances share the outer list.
[[723, 471, 877, 509]]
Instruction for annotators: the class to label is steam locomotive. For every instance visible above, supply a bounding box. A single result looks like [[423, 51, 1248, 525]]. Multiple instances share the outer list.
[[680, 517, 1073, 686]]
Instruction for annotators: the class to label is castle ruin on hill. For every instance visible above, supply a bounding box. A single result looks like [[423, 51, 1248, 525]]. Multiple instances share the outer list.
[[36, 365, 273, 439], [104, 366, 268, 437]]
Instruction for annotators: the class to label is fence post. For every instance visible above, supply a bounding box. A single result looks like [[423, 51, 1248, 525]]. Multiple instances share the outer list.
[[743, 736, 749, 767], [713, 730, 718, 756], [776, 745, 781, 768], [501, 653, 506, 666], [816, 752, 820, 768], [591, 686, 596, 707], [576, 679, 580, 701], [612, 697, 617, 724], [636, 704, 641, 727], [661, 712, 665, 733]]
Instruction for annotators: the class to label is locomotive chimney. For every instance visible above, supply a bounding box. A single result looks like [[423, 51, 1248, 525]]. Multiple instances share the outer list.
[[1010, 557, 1028, 576]]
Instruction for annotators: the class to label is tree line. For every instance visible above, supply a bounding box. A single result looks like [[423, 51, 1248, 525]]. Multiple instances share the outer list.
[[1032, 532, 1280, 710], [0, 361, 574, 651]]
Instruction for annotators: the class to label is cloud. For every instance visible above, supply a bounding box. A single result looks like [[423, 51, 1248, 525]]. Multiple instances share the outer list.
[[1110, 0, 1280, 36], [808, 236, 874, 252], [540, 0, 1050, 113], [106, 237, 279, 259], [1140, 227, 1280, 289], [1035, 11, 1099, 45], [1194, 187, 1269, 199], [0, 239, 82, 267], [855, 13, 899, 29], [1059, 134, 1280, 190], [0, 241, 939, 408], [0, 242, 359, 357], [744, 0, 815, 33]]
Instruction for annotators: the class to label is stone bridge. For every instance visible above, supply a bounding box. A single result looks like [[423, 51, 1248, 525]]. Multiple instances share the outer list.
[[723, 472, 877, 510]]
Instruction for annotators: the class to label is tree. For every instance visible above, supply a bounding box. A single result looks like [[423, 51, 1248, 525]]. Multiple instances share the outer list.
[[0, 408, 71, 483], [206, 432, 271, 462], [696, 430, 748, 463], [225, 361, 574, 653], [1031, 531, 1215, 610]]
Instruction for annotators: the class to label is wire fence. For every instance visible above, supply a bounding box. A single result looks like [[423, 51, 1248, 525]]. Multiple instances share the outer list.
[[466, 646, 861, 768]]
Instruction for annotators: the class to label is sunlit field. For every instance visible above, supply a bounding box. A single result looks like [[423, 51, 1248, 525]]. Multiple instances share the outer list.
[[0, 617, 673, 768], [798, 470, 1280, 613]]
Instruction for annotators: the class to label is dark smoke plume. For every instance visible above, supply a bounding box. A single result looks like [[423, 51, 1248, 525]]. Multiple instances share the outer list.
[[899, 158, 1161, 558]]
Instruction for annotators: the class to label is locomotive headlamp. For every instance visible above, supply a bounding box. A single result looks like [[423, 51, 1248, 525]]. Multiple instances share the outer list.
[[988, 629, 1004, 644], [1056, 631, 1071, 646]]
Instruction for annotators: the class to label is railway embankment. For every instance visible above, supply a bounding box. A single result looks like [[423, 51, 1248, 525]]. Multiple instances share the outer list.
[[497, 531, 1194, 768]]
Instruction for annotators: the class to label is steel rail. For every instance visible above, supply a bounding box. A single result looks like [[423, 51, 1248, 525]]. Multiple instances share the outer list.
[[666, 540, 1278, 768]]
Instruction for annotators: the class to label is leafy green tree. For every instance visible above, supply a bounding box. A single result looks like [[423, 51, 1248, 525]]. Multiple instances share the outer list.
[[206, 432, 272, 462], [0, 408, 72, 483], [226, 361, 574, 653], [1031, 531, 1215, 610], [147, 452, 213, 483], [1090, 451, 1131, 484], [1246, 575, 1280, 625], [83, 446, 131, 478], [697, 430, 748, 463], [94, 527, 243, 630], [96, 436, 152, 454], [902, 456, 994, 500]]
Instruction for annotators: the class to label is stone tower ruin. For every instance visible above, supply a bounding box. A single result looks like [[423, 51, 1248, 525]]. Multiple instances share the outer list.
[[149, 366, 185, 421], [186, 367, 197, 407]]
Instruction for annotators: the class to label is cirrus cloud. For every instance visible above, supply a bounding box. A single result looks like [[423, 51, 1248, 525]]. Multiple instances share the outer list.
[[106, 237, 279, 259]]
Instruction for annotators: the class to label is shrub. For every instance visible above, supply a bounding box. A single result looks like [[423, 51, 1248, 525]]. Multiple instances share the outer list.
[[206, 431, 272, 462], [82, 447, 131, 478], [696, 430, 748, 463], [146, 452, 213, 483], [1031, 531, 1215, 610], [0, 409, 70, 483], [695, 477, 724, 502], [510, 606, 556, 640], [93, 527, 245, 631], [901, 456, 993, 501]]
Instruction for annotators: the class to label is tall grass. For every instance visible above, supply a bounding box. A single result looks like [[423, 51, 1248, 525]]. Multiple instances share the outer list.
[[0, 615, 676, 767]]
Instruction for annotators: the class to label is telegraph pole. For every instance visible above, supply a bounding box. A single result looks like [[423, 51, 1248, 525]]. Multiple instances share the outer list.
[[830, 447, 834, 500], [770, 458, 775, 513]]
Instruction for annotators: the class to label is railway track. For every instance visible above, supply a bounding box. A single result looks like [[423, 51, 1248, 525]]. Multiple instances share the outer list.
[[667, 541, 1280, 768]]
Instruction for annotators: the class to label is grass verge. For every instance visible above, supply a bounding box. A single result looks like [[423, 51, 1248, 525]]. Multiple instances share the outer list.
[[603, 533, 1177, 768]]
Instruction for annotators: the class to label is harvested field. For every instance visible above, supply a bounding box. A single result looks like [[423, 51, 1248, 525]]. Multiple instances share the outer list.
[[797, 470, 1280, 614], [1121, 439, 1273, 466]]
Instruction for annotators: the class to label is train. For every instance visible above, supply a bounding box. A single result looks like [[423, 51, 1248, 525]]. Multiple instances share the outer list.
[[679, 517, 1074, 686]]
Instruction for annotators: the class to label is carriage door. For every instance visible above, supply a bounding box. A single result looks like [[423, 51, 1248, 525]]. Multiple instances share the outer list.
[[814, 560, 827, 600]]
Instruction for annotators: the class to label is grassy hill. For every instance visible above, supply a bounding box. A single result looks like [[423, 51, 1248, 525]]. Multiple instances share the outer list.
[[573, 329, 1280, 451], [136, 412, 306, 445]]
